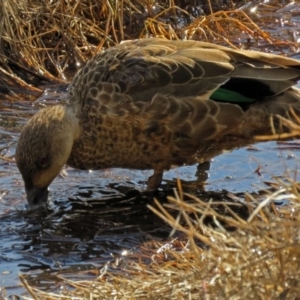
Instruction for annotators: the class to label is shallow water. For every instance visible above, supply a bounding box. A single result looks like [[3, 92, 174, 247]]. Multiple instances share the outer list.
[[1, 92, 300, 298]]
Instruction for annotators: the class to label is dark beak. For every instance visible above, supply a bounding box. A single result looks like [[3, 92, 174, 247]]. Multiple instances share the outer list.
[[25, 186, 49, 209]]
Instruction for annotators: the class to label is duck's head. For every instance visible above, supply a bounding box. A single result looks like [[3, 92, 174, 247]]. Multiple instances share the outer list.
[[15, 105, 79, 209]]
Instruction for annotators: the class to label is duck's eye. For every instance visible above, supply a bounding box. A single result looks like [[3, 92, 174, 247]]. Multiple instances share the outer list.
[[37, 156, 50, 169]]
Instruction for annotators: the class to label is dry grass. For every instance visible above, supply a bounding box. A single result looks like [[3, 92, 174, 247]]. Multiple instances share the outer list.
[[255, 109, 300, 141], [18, 177, 300, 299], [0, 0, 152, 94]]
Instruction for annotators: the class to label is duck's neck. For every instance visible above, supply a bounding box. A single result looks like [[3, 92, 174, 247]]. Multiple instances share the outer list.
[[41, 104, 81, 161], [62, 105, 81, 141]]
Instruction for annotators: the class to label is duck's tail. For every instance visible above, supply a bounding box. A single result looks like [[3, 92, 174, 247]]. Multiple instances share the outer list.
[[237, 86, 300, 138]]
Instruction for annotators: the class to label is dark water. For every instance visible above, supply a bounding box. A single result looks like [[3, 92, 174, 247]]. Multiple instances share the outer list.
[[1, 91, 300, 298]]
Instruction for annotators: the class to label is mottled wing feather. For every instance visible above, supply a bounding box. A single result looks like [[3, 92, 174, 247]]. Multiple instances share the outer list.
[[69, 40, 235, 104], [68, 38, 300, 144], [70, 39, 300, 105], [142, 94, 244, 141]]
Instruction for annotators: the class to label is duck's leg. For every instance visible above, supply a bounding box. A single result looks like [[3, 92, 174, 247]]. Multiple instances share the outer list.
[[147, 169, 163, 191], [195, 161, 211, 183]]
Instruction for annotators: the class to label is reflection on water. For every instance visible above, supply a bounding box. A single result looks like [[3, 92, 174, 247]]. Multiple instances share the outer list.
[[1, 93, 300, 297]]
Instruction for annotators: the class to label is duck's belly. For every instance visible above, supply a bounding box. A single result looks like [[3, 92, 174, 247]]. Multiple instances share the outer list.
[[67, 116, 197, 171]]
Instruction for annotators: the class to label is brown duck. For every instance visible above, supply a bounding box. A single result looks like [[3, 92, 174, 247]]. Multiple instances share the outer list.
[[16, 38, 300, 209]]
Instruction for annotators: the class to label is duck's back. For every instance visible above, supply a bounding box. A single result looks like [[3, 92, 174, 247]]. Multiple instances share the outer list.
[[66, 39, 300, 171]]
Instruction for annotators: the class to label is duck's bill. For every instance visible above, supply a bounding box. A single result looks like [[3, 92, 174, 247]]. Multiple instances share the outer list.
[[25, 186, 49, 209]]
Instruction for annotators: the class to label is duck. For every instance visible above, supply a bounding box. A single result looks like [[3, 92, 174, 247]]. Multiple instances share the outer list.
[[15, 38, 300, 209]]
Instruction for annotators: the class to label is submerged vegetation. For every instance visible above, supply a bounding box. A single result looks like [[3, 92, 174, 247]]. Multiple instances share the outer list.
[[1, 0, 300, 299]]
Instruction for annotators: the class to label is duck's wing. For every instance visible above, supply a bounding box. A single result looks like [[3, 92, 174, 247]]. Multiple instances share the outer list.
[[68, 39, 300, 142], [69, 38, 300, 107]]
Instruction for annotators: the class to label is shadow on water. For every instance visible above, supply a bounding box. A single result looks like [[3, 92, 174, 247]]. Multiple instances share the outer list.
[[1, 89, 300, 297]]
